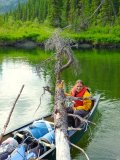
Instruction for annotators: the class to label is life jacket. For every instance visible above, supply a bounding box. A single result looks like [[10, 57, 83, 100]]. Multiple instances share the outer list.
[[71, 86, 88, 107]]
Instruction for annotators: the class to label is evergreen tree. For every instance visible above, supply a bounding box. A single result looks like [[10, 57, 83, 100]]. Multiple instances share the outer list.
[[62, 0, 70, 27], [48, 0, 62, 27], [2, 0, 120, 29], [73, 0, 86, 31], [98, 0, 114, 26], [116, 0, 120, 24], [90, 0, 101, 26]]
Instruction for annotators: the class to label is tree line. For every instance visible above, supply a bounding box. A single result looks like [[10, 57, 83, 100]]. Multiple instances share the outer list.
[[2, 0, 120, 30]]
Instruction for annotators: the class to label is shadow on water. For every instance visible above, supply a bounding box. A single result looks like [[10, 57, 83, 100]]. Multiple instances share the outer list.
[[70, 109, 102, 160]]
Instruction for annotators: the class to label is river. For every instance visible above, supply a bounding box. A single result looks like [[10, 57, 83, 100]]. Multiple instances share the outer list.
[[0, 47, 120, 160]]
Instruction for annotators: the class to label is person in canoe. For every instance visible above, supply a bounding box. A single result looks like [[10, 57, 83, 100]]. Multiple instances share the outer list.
[[66, 80, 92, 118]]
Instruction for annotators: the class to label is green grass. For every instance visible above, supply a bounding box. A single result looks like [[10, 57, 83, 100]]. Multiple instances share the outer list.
[[0, 21, 55, 42], [62, 25, 120, 44], [0, 20, 120, 45]]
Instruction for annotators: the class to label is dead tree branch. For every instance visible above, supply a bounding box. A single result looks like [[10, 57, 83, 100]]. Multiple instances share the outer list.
[[45, 30, 74, 160], [0, 85, 24, 144], [68, 114, 96, 126], [70, 142, 90, 160]]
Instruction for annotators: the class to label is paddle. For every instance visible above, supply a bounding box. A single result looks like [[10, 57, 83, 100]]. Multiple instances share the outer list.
[[0, 84, 25, 144]]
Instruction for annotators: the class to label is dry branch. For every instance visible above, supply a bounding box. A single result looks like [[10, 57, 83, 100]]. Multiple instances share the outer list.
[[45, 30, 74, 160], [70, 142, 89, 160], [68, 114, 96, 126], [0, 85, 24, 144]]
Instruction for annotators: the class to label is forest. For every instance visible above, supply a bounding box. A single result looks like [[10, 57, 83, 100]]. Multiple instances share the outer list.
[[0, 0, 120, 46]]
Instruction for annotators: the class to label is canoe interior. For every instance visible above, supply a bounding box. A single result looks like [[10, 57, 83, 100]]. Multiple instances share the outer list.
[[1, 94, 100, 160]]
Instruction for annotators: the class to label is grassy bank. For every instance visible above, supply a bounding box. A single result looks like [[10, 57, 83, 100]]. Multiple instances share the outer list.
[[0, 20, 120, 45], [63, 26, 120, 45], [0, 21, 54, 42]]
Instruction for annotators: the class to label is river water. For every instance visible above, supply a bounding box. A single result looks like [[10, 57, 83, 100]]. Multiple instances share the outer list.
[[0, 47, 120, 160]]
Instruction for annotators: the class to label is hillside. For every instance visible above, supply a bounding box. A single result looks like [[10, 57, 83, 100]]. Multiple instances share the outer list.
[[0, 0, 120, 48], [0, 0, 27, 13]]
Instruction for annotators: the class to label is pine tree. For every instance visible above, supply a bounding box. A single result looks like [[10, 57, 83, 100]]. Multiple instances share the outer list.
[[90, 0, 101, 26], [62, 0, 70, 27], [116, 0, 120, 25], [48, 0, 62, 27], [73, 0, 86, 31], [98, 0, 114, 26], [2, 0, 119, 29]]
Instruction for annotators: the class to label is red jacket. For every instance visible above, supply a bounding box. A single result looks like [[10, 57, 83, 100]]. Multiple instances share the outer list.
[[71, 86, 88, 107]]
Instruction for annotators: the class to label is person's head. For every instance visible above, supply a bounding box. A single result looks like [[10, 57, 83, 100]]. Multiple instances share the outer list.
[[76, 80, 83, 85], [75, 80, 84, 92]]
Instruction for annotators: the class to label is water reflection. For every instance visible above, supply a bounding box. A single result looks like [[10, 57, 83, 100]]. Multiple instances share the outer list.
[[0, 47, 120, 159], [0, 56, 52, 132]]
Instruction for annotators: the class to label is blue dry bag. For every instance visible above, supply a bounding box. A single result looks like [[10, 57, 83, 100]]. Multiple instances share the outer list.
[[25, 120, 53, 139]]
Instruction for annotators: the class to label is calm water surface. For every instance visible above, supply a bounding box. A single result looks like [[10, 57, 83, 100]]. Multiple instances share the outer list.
[[0, 47, 120, 160]]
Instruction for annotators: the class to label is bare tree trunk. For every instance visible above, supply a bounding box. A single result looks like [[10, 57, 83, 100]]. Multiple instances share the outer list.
[[45, 30, 73, 160], [54, 81, 71, 160]]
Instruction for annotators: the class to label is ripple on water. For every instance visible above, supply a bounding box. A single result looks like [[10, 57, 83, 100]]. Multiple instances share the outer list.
[[85, 98, 120, 160]]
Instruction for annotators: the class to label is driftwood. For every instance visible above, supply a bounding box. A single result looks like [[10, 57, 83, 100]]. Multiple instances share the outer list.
[[45, 30, 73, 160], [70, 142, 89, 160], [45, 30, 90, 160], [0, 84, 24, 144]]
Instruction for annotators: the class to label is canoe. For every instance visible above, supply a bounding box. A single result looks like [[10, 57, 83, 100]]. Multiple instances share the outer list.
[[0, 94, 100, 160]]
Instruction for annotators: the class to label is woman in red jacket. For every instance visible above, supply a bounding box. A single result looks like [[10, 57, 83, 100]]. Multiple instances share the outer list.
[[67, 80, 92, 117]]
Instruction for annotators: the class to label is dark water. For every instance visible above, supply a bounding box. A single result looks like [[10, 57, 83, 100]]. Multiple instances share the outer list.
[[0, 47, 120, 159]]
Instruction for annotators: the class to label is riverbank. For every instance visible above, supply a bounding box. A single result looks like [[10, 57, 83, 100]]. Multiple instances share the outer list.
[[0, 23, 120, 49], [0, 39, 120, 50]]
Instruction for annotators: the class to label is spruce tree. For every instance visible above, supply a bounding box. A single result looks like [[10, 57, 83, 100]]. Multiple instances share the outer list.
[[62, 0, 70, 27], [48, 0, 62, 27], [90, 0, 101, 26], [98, 0, 114, 26]]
